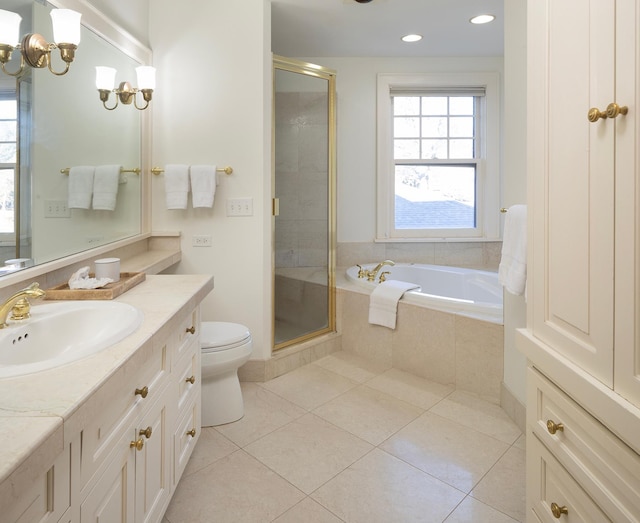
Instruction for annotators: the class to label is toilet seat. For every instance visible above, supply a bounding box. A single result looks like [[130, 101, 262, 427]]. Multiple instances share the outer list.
[[201, 321, 251, 353]]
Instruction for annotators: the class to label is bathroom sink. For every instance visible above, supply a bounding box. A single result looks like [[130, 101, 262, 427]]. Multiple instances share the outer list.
[[0, 301, 143, 378]]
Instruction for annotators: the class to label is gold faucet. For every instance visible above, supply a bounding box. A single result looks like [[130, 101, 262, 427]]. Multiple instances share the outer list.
[[364, 260, 395, 282], [0, 282, 46, 328]]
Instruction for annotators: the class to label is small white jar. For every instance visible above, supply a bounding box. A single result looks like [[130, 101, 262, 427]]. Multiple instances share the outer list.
[[95, 257, 120, 282]]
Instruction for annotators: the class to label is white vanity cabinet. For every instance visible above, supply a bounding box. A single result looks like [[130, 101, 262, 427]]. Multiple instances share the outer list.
[[519, 0, 640, 521]]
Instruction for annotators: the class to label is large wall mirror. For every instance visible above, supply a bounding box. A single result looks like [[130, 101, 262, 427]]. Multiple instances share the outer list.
[[0, 0, 149, 276]]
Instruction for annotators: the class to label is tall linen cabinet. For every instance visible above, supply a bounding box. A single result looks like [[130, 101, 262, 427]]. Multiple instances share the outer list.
[[517, 0, 640, 521]]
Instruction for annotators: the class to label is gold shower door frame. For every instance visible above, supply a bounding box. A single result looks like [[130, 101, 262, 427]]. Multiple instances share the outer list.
[[272, 55, 337, 351]]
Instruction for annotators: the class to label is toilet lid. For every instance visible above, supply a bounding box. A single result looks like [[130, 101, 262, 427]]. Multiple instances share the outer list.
[[201, 322, 251, 352]]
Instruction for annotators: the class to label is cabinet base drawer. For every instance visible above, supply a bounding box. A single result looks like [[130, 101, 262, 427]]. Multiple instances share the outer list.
[[173, 396, 200, 486]]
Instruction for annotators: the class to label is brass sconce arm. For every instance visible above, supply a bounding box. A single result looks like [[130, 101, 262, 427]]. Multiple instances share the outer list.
[[0, 35, 77, 78], [98, 81, 154, 111]]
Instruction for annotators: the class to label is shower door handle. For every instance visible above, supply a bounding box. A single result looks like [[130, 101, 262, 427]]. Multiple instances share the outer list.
[[272, 198, 280, 216]]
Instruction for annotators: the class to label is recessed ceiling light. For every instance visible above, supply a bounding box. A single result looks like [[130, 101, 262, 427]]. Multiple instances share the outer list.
[[470, 14, 496, 24], [401, 34, 423, 43]]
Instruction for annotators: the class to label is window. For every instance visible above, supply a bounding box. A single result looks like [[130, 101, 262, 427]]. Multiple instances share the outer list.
[[377, 73, 500, 240], [0, 93, 16, 235]]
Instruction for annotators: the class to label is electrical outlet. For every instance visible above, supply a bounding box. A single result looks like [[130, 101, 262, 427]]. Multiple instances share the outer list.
[[44, 200, 70, 218], [192, 235, 212, 247], [226, 198, 253, 216]]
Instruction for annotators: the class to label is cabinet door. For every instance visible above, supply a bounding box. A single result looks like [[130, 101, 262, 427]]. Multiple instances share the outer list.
[[614, 0, 640, 407], [529, 0, 615, 386]]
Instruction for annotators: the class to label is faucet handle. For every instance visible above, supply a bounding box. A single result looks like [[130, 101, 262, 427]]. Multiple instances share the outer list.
[[356, 264, 366, 278], [378, 271, 390, 283], [10, 298, 31, 321]]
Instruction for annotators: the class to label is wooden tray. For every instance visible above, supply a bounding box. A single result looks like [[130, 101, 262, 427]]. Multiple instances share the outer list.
[[45, 272, 146, 300]]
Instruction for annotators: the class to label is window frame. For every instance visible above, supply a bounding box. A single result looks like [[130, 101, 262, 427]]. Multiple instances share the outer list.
[[376, 72, 501, 241]]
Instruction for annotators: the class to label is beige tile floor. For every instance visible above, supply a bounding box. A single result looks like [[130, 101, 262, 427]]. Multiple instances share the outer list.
[[163, 351, 525, 523]]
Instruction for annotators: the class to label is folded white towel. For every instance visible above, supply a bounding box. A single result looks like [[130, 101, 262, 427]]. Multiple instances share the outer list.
[[499, 204, 527, 295], [190, 165, 217, 208], [164, 164, 190, 210], [68, 166, 95, 209], [92, 165, 121, 211], [368, 280, 420, 329]]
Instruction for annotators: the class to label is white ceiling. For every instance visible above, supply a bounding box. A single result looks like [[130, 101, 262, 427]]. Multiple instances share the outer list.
[[271, 0, 504, 58]]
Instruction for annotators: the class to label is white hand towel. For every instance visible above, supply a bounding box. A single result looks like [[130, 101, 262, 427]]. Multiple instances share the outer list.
[[68, 166, 95, 209], [368, 280, 420, 329], [190, 165, 217, 208], [499, 204, 527, 295], [164, 164, 190, 210], [92, 165, 121, 211]]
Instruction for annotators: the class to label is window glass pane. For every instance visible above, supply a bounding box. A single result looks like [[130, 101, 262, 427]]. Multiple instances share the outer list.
[[394, 117, 419, 138], [450, 139, 474, 159], [0, 169, 14, 234], [0, 100, 17, 120], [421, 97, 447, 115], [394, 165, 476, 229], [394, 139, 420, 159], [421, 139, 447, 159], [394, 96, 420, 115], [0, 144, 16, 163], [449, 97, 474, 115], [449, 117, 473, 137], [0, 121, 16, 141], [422, 116, 447, 137]]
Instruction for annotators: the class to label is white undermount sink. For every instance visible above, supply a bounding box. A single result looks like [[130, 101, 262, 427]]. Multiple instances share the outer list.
[[0, 300, 143, 378]]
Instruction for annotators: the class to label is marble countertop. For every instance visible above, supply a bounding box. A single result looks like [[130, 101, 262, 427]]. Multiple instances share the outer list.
[[0, 274, 213, 502]]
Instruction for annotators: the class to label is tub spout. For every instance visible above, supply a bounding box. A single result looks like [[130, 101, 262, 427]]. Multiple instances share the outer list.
[[365, 260, 395, 282]]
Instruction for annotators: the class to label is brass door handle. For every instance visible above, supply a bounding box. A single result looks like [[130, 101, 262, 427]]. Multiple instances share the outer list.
[[547, 419, 564, 434], [135, 386, 149, 398], [606, 102, 628, 119], [186, 326, 196, 335], [186, 428, 196, 437], [186, 375, 196, 384], [139, 426, 153, 439], [550, 502, 568, 518], [588, 107, 608, 122], [130, 438, 144, 451]]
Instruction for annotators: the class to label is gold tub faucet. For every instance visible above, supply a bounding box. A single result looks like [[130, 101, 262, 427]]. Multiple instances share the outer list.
[[0, 282, 46, 328], [365, 260, 395, 282]]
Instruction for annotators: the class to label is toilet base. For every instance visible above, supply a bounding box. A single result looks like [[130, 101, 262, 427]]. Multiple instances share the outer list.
[[201, 370, 245, 426]]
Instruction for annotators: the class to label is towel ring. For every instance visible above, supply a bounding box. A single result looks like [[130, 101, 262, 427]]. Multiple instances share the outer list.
[[61, 167, 140, 175], [151, 166, 233, 175]]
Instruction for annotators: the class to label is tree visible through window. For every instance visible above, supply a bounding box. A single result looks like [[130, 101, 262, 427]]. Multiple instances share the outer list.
[[393, 94, 479, 230], [0, 97, 16, 235]]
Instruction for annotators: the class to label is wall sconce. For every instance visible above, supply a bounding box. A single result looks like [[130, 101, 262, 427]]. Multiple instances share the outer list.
[[96, 66, 156, 111], [0, 8, 81, 77]]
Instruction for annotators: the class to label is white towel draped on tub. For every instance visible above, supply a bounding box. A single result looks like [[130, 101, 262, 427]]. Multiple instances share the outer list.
[[499, 204, 527, 295], [368, 280, 420, 329], [68, 166, 95, 209], [190, 165, 217, 208], [164, 164, 190, 210], [92, 165, 121, 211]]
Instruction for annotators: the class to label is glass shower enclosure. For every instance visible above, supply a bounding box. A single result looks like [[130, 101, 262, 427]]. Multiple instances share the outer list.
[[272, 56, 336, 350]]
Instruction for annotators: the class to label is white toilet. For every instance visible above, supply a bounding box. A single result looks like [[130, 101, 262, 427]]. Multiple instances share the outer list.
[[200, 321, 253, 427]]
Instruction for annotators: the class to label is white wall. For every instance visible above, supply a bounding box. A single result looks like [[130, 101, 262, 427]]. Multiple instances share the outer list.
[[148, 0, 273, 360], [502, 0, 528, 404]]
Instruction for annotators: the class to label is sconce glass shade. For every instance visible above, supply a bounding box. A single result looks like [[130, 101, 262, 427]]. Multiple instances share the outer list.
[[50, 9, 81, 45], [96, 66, 116, 90], [0, 9, 21, 47], [136, 66, 156, 90]]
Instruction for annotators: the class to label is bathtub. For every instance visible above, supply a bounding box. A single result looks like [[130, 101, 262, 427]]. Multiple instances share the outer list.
[[346, 263, 503, 324]]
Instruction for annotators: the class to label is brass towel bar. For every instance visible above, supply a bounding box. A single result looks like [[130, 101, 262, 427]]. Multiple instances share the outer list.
[[151, 166, 233, 175], [61, 167, 140, 175]]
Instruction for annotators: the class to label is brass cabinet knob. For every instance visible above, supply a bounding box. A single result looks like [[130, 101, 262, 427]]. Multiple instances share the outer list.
[[139, 426, 153, 439], [550, 502, 568, 518], [588, 107, 608, 122], [135, 386, 149, 398], [186, 326, 196, 335], [546, 419, 564, 435], [186, 375, 196, 384], [605, 102, 628, 119], [186, 428, 196, 437], [130, 438, 144, 451]]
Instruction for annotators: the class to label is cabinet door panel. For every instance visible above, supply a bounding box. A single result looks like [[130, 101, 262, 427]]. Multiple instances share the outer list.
[[529, 0, 614, 386]]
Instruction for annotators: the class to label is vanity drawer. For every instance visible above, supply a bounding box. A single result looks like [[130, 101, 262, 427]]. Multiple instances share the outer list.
[[173, 395, 200, 486], [175, 338, 200, 412], [528, 367, 640, 522], [80, 342, 169, 488], [173, 307, 200, 366], [528, 434, 610, 522]]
